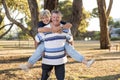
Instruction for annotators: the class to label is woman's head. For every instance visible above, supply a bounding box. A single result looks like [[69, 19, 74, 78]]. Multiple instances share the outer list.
[[39, 9, 51, 24]]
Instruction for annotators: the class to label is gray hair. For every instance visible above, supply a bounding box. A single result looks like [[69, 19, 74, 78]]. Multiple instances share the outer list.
[[51, 10, 63, 17]]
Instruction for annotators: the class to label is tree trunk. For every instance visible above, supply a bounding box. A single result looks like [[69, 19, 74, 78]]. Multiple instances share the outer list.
[[97, 0, 113, 49], [70, 0, 82, 37], [44, 0, 58, 12], [0, 15, 3, 25], [0, 23, 14, 39], [28, 0, 39, 39]]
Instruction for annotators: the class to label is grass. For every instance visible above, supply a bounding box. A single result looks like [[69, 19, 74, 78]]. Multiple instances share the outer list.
[[0, 40, 120, 80]]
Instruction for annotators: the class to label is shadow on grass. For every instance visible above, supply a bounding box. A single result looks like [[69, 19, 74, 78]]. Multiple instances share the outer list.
[[97, 52, 120, 56], [0, 65, 41, 74], [1, 55, 120, 64], [0, 56, 30, 63], [3, 46, 34, 49], [85, 74, 120, 80]]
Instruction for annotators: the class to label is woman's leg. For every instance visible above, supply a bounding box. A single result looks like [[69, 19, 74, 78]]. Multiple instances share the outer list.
[[65, 42, 95, 67], [19, 42, 44, 71], [28, 42, 44, 64], [65, 42, 84, 62]]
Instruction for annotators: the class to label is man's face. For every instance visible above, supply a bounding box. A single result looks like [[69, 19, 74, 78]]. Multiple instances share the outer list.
[[51, 13, 62, 26]]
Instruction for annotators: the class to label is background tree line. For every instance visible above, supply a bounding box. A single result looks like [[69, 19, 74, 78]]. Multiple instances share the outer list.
[[0, 0, 117, 49]]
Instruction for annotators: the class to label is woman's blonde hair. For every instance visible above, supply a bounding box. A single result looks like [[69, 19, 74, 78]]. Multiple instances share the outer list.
[[39, 9, 51, 20]]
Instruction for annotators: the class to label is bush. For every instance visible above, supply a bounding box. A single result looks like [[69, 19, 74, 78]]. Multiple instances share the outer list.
[[111, 37, 120, 41]]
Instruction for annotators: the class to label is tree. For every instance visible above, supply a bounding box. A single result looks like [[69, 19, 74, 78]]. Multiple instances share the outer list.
[[1, 0, 38, 40], [0, 14, 3, 25], [44, 0, 59, 12], [70, 0, 83, 37], [0, 23, 14, 39], [27, 0, 39, 39], [1, 0, 84, 41], [0, 5, 4, 25], [97, 0, 113, 49], [1, 0, 60, 39], [58, 0, 90, 38], [58, 0, 72, 21]]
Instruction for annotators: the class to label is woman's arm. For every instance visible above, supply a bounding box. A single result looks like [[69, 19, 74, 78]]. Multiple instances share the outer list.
[[62, 23, 72, 29], [38, 27, 52, 33]]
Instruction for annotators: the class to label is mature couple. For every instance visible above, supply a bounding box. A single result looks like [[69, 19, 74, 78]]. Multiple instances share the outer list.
[[20, 10, 95, 80]]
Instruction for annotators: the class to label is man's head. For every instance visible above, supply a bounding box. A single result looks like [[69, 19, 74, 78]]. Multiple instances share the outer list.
[[39, 9, 51, 24], [51, 10, 63, 26]]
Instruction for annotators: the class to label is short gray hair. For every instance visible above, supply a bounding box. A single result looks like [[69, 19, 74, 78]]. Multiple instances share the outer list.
[[51, 10, 63, 17]]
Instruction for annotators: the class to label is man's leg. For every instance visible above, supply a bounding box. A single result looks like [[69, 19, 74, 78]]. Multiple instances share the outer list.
[[55, 64, 65, 80], [41, 64, 53, 80]]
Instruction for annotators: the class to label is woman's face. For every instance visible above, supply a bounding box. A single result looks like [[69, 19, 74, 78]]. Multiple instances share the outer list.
[[41, 16, 51, 24]]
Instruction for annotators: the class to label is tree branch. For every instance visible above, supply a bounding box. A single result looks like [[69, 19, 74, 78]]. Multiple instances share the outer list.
[[0, 23, 13, 30], [0, 23, 14, 39], [27, 0, 39, 38], [1, 0, 30, 35], [106, 0, 113, 18]]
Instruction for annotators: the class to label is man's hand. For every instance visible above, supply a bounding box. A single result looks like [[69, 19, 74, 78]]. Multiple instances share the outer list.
[[52, 25, 62, 33]]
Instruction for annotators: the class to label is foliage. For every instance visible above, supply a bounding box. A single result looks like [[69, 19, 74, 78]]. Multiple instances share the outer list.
[[92, 8, 114, 27], [74, 31, 100, 40], [4, 33, 14, 40], [17, 31, 30, 40], [113, 21, 120, 28], [91, 8, 99, 18], [111, 37, 120, 41], [58, 0, 72, 22], [108, 16, 114, 26], [6, 0, 30, 19], [93, 31, 100, 40], [79, 8, 91, 33]]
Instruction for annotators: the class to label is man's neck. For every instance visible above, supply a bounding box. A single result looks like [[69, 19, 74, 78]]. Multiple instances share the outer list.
[[52, 23, 60, 27]]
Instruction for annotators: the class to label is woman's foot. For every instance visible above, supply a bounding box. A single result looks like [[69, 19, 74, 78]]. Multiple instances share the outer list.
[[19, 64, 29, 72], [87, 59, 95, 68]]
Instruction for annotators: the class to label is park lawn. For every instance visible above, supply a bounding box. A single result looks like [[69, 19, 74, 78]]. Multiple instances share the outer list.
[[0, 40, 120, 80]]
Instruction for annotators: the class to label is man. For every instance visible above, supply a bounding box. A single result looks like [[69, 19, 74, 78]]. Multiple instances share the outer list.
[[41, 10, 94, 80], [41, 10, 69, 80]]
